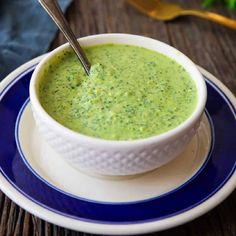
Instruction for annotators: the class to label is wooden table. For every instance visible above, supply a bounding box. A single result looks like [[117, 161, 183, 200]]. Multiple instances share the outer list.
[[0, 0, 235, 235]]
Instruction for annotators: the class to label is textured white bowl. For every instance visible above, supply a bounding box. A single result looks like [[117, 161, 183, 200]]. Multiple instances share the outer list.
[[30, 34, 207, 176]]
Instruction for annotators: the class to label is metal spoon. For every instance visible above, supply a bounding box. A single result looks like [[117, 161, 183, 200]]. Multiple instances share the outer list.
[[128, 0, 236, 30], [38, 0, 91, 75]]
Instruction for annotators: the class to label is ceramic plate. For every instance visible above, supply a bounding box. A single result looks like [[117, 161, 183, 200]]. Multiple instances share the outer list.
[[0, 56, 235, 235]]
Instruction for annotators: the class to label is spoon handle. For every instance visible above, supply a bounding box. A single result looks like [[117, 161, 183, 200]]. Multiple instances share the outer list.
[[38, 0, 91, 75], [181, 10, 236, 30]]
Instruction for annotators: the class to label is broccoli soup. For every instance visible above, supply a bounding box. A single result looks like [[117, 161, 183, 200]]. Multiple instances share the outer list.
[[38, 44, 197, 140]]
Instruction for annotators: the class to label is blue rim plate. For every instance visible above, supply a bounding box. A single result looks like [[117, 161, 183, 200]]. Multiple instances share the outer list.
[[0, 56, 235, 235]]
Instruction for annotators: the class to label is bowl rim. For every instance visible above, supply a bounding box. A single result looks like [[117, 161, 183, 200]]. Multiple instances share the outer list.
[[30, 33, 207, 147]]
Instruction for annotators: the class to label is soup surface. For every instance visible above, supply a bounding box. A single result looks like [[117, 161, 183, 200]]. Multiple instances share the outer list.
[[38, 44, 197, 140]]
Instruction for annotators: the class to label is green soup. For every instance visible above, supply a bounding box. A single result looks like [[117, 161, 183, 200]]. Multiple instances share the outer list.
[[38, 44, 197, 140]]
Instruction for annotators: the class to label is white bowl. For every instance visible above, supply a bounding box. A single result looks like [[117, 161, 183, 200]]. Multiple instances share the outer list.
[[30, 33, 207, 176]]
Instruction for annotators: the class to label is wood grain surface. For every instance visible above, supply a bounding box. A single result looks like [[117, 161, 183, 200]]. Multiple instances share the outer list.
[[0, 0, 236, 235]]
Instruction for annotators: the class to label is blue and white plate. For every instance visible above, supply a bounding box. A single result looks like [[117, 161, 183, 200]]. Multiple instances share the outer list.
[[0, 56, 235, 235]]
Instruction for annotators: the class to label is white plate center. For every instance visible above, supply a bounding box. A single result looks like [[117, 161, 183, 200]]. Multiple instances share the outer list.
[[17, 102, 212, 203]]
